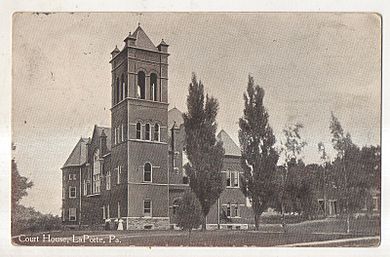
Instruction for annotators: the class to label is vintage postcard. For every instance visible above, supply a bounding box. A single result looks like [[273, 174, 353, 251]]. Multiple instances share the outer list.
[[11, 12, 381, 248]]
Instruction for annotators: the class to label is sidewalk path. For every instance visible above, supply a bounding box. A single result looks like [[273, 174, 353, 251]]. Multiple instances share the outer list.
[[280, 236, 380, 247]]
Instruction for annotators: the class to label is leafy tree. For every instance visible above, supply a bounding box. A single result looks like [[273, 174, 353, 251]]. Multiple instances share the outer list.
[[183, 73, 225, 230], [279, 123, 307, 231], [329, 112, 370, 233], [11, 143, 33, 234], [176, 191, 203, 241], [11, 153, 33, 210], [360, 145, 381, 191], [238, 75, 279, 230]]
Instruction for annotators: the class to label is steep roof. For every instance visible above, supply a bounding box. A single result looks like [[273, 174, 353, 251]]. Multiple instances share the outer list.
[[168, 107, 184, 129], [217, 129, 241, 157], [62, 137, 89, 168], [94, 126, 112, 151], [131, 25, 158, 51]]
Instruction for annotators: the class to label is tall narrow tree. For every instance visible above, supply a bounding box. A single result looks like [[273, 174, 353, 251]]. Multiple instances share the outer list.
[[329, 112, 359, 233], [238, 75, 279, 230], [183, 73, 225, 230], [279, 123, 307, 231], [317, 142, 330, 216]]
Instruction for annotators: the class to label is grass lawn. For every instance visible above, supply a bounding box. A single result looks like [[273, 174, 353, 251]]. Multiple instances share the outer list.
[[13, 218, 379, 247]]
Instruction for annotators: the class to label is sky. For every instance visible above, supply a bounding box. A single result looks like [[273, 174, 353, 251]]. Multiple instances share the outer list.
[[12, 13, 381, 215]]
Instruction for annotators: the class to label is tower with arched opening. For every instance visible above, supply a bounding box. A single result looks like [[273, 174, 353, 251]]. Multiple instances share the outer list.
[[109, 24, 170, 229]]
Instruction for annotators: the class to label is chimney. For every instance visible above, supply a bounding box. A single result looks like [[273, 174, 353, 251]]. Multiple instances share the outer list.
[[100, 129, 107, 156]]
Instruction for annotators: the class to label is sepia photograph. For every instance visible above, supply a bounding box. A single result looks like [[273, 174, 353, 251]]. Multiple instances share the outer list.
[[11, 12, 381, 247]]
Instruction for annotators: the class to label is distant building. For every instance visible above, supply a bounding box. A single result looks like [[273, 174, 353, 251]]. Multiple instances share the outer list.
[[61, 25, 253, 230]]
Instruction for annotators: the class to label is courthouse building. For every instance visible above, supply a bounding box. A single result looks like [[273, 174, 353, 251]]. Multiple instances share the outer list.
[[61, 25, 253, 230]]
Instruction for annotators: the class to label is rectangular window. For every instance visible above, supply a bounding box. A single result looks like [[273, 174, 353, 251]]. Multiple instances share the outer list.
[[226, 203, 231, 217], [69, 208, 77, 221], [69, 174, 73, 180], [373, 197, 379, 211], [69, 186, 76, 198], [86, 180, 91, 195], [318, 199, 325, 212], [226, 171, 239, 188], [114, 127, 117, 145], [62, 208, 65, 221], [107, 204, 110, 219], [117, 202, 121, 218], [121, 124, 124, 142], [144, 200, 152, 217], [116, 166, 121, 184], [83, 180, 87, 196], [102, 206, 106, 220], [73, 173, 77, 180], [226, 172, 231, 187], [173, 151, 180, 173], [106, 170, 111, 190], [226, 203, 240, 218], [92, 174, 100, 194], [233, 203, 239, 217], [233, 171, 239, 187]]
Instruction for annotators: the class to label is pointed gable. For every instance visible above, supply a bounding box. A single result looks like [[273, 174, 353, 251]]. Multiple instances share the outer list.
[[217, 129, 241, 157], [168, 107, 184, 129], [62, 138, 89, 168], [132, 26, 158, 51], [92, 125, 112, 151]]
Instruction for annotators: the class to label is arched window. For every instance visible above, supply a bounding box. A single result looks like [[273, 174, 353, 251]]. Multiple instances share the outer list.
[[154, 123, 160, 141], [118, 75, 122, 101], [150, 73, 158, 101], [121, 74, 127, 99], [137, 71, 146, 99], [145, 123, 151, 141], [143, 163, 152, 182], [136, 122, 142, 139], [115, 77, 120, 103]]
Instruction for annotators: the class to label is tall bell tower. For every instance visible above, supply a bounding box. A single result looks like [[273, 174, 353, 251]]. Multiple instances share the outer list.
[[109, 24, 170, 229]]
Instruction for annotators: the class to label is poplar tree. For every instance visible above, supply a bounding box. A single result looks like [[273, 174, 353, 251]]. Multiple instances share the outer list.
[[329, 112, 359, 233], [183, 73, 225, 230], [238, 75, 279, 230]]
